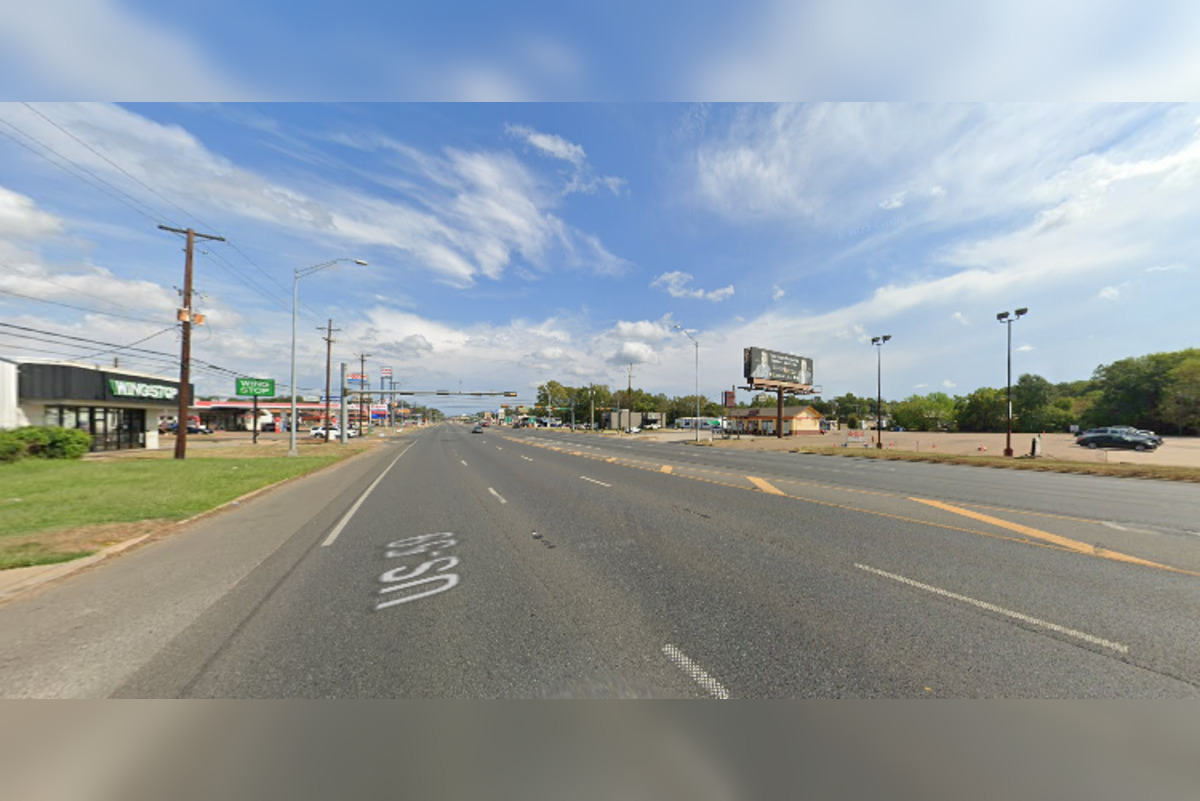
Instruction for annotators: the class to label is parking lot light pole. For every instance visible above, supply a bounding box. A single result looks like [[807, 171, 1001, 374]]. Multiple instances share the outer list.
[[290, 258, 368, 456], [871, 335, 891, 449], [675, 324, 700, 442], [997, 307, 1028, 457]]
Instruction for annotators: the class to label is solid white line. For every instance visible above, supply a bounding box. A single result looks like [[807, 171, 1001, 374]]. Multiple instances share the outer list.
[[662, 644, 730, 699], [853, 564, 1129, 654], [322, 443, 415, 547], [488, 487, 507, 504], [580, 476, 612, 487]]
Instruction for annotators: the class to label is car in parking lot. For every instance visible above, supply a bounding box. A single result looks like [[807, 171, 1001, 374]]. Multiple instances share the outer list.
[[1075, 427, 1158, 451]]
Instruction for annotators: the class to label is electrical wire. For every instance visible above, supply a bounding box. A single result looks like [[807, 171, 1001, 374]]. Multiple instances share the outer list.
[[0, 287, 167, 325]]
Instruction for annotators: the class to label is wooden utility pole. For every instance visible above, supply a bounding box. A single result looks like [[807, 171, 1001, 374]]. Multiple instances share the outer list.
[[320, 320, 341, 442], [159, 225, 225, 459]]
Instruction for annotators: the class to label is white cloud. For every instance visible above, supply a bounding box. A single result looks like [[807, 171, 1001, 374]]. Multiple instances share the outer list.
[[0, 1, 245, 98], [943, 380, 957, 388], [952, 312, 969, 325], [879, 192, 907, 210], [1016, 344, 1035, 353], [506, 124, 585, 166], [651, 271, 735, 302], [0, 185, 62, 239], [772, 285, 785, 301], [1099, 286, 1120, 300], [691, 1, 1200, 101]]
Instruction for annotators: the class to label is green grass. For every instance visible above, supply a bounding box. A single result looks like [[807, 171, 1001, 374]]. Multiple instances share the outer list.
[[0, 455, 343, 567]]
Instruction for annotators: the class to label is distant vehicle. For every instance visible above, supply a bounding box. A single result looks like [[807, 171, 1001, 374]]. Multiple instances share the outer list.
[[643, 422, 661, 430], [161, 416, 211, 434], [625, 426, 641, 434], [1075, 428, 1158, 451], [471, 425, 484, 433], [310, 426, 340, 439]]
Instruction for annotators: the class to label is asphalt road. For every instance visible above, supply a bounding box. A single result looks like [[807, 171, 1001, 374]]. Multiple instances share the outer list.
[[3, 424, 1200, 698]]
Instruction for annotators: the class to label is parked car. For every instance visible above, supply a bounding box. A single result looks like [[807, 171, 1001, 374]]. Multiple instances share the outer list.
[[311, 426, 340, 438], [1075, 428, 1158, 451], [471, 425, 484, 433]]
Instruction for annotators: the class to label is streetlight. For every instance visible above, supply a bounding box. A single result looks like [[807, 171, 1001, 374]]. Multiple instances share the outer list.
[[997, 307, 1028, 457], [674, 324, 700, 442], [289, 258, 368, 456], [871, 335, 891, 449]]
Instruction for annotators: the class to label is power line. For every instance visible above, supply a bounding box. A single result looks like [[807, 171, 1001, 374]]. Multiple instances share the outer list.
[[0, 116, 165, 225], [14, 105, 316, 312], [0, 287, 167, 325]]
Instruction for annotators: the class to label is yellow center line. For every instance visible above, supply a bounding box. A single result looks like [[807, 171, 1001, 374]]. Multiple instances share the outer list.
[[911, 498, 1200, 576], [747, 476, 786, 495]]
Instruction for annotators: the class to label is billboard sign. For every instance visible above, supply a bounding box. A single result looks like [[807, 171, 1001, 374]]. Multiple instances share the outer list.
[[235, 377, 275, 397], [743, 347, 813, 385], [723, 390, 736, 408]]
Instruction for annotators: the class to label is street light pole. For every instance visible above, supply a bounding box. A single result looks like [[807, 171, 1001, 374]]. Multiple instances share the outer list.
[[675, 325, 700, 442], [997, 308, 1028, 457], [871, 335, 891, 449], [289, 258, 368, 456]]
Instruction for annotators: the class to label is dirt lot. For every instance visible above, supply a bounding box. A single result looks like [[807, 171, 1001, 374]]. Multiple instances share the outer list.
[[643, 429, 1200, 468]]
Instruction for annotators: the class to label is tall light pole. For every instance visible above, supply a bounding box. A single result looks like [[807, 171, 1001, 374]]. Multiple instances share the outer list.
[[290, 258, 368, 456], [674, 324, 700, 442], [997, 307, 1028, 457], [871, 335, 891, 449]]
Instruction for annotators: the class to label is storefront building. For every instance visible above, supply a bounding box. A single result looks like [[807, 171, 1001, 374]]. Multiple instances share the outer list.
[[727, 405, 825, 436], [0, 358, 190, 452]]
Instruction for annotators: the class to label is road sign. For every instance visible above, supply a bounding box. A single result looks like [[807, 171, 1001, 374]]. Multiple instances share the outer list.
[[235, 377, 275, 397]]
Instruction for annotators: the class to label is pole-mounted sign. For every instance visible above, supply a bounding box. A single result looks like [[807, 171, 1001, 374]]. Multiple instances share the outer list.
[[235, 377, 276, 397]]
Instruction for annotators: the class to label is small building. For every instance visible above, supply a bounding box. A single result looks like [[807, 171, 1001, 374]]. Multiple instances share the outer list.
[[1, 358, 190, 452], [726, 405, 825, 436]]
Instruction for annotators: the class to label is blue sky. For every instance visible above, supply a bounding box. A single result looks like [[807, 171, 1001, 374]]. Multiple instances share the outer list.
[[2, 101, 1197, 413], [1, 3, 1198, 413]]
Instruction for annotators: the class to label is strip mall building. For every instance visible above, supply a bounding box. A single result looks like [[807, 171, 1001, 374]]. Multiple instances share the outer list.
[[0, 358, 189, 452]]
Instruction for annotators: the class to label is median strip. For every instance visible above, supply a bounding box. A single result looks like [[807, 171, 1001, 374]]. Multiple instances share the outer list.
[[910, 498, 1193, 574], [747, 476, 785, 495]]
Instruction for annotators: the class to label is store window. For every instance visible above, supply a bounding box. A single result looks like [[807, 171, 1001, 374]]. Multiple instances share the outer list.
[[42, 405, 146, 451]]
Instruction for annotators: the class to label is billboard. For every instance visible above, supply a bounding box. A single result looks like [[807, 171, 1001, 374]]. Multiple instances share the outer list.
[[743, 347, 813, 386]]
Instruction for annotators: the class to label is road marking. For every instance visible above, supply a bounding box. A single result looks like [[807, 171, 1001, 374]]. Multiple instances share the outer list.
[[488, 487, 507, 504], [521, 455, 533, 462], [854, 563, 1129, 654], [460, 460, 468, 466], [661, 465, 673, 474], [580, 476, 612, 487], [747, 476, 785, 495], [497, 446, 503, 450], [322, 443, 415, 547], [909, 498, 1190, 573], [662, 644, 730, 699]]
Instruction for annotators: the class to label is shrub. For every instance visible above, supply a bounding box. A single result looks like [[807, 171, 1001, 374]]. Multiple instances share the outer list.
[[0, 431, 24, 463], [0, 426, 92, 462], [9, 427, 51, 457], [45, 427, 93, 460]]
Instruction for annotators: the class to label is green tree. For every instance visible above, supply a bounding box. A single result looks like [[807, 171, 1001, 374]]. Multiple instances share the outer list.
[[1085, 349, 1200, 430], [891, 392, 956, 431], [956, 387, 1006, 432], [1161, 357, 1200, 434]]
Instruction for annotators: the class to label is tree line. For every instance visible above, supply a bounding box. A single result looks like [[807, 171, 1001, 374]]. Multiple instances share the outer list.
[[816, 347, 1200, 434], [528, 348, 1200, 435]]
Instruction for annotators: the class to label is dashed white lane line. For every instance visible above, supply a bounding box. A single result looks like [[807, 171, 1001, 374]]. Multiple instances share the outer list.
[[580, 476, 612, 487], [322, 443, 414, 547], [488, 487, 508, 504], [461, 460, 468, 466], [521, 455, 533, 462], [854, 563, 1129, 654], [662, 644, 730, 699]]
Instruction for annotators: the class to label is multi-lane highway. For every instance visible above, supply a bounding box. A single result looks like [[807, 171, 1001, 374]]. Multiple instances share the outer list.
[[3, 424, 1200, 698]]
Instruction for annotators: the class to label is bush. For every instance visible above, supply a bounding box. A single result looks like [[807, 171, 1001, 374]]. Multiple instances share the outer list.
[[0, 426, 92, 462], [0, 431, 24, 463], [9, 427, 51, 457], [45, 427, 93, 460]]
